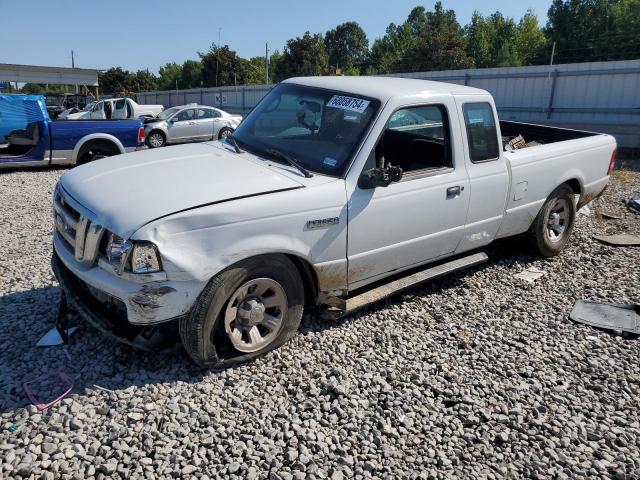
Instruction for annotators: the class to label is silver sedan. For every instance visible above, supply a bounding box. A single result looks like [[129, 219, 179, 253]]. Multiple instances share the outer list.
[[144, 104, 242, 148]]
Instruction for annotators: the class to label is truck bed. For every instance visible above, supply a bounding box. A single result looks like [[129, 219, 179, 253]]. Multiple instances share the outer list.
[[500, 120, 598, 149]]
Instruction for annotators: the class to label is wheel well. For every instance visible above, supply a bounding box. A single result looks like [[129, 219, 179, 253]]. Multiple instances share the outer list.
[[284, 254, 319, 308], [149, 129, 165, 139], [563, 179, 581, 196], [77, 139, 121, 164]]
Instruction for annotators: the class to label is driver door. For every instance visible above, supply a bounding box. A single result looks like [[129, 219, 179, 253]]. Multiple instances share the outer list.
[[347, 98, 470, 289]]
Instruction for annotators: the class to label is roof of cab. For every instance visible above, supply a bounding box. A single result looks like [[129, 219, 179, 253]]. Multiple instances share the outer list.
[[282, 76, 487, 101]]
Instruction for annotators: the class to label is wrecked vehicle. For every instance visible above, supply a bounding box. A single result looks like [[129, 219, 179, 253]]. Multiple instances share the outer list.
[[51, 77, 617, 367], [0, 94, 146, 169], [144, 104, 242, 148]]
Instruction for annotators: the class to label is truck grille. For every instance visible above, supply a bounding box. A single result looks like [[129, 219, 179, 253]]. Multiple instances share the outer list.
[[54, 187, 105, 266]]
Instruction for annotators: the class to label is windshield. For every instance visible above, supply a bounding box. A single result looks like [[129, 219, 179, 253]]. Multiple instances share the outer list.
[[233, 83, 380, 177], [157, 106, 181, 120]]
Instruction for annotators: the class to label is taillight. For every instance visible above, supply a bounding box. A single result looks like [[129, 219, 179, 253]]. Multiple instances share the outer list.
[[137, 126, 145, 144], [607, 148, 617, 175]]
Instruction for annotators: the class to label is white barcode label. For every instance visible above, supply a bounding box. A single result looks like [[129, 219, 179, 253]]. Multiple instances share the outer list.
[[327, 95, 370, 113]]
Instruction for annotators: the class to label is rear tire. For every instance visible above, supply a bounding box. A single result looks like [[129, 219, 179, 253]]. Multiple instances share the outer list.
[[180, 255, 304, 368], [529, 184, 576, 257]]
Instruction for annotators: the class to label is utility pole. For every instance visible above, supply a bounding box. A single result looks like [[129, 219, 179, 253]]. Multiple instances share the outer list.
[[216, 28, 222, 88], [265, 42, 269, 84], [71, 50, 75, 68]]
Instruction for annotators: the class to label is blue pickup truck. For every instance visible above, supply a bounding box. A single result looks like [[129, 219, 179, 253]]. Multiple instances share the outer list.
[[0, 94, 146, 169]]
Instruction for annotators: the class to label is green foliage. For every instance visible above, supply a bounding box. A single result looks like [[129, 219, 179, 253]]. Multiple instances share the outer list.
[[324, 21, 369, 73], [180, 60, 203, 89], [273, 32, 330, 81], [21, 83, 78, 94], [200, 44, 251, 87], [158, 63, 182, 90], [384, 2, 474, 72], [99, 67, 157, 94], [546, 0, 640, 62], [465, 9, 547, 67]]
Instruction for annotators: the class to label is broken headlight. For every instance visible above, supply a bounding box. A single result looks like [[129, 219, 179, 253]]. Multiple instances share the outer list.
[[130, 242, 162, 274], [106, 234, 132, 275]]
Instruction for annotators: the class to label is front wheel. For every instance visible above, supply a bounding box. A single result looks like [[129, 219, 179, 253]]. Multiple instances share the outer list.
[[529, 184, 576, 257], [179, 255, 304, 368], [147, 131, 166, 148], [218, 127, 233, 140]]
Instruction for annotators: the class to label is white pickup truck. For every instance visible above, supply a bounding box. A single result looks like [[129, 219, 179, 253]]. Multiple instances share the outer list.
[[51, 76, 617, 367], [65, 98, 164, 120]]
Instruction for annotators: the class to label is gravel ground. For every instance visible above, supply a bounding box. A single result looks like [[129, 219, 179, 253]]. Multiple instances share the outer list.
[[1, 167, 639, 480]]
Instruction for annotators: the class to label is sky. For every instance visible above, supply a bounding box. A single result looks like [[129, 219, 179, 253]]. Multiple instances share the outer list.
[[0, 0, 553, 74]]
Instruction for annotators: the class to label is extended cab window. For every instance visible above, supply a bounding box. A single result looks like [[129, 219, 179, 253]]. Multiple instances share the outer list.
[[463, 102, 499, 162], [379, 105, 451, 174]]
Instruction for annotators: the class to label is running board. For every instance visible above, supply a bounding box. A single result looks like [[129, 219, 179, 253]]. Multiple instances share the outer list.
[[332, 252, 488, 317]]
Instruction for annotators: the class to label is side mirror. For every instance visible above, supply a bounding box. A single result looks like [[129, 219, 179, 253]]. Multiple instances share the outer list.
[[358, 165, 403, 189]]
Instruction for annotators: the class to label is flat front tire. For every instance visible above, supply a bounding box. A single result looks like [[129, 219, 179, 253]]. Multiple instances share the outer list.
[[529, 184, 576, 257], [179, 255, 304, 368]]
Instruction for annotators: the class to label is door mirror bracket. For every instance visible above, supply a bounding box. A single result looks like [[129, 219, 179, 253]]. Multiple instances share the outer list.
[[358, 165, 403, 189]]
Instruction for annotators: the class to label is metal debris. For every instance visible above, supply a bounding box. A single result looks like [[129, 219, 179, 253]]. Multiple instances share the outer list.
[[593, 234, 640, 246], [601, 211, 623, 220], [513, 267, 545, 283], [629, 192, 640, 214], [570, 300, 640, 335], [36, 327, 78, 347]]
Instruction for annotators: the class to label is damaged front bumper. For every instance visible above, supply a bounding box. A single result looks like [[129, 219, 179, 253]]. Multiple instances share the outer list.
[[52, 251, 181, 350], [53, 232, 201, 325]]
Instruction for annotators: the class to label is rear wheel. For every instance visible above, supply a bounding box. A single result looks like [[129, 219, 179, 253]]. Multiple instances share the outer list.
[[529, 184, 576, 257], [179, 255, 304, 368], [76, 140, 120, 165]]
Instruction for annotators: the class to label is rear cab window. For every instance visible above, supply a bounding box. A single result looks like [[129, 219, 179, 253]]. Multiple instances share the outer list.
[[462, 102, 499, 162]]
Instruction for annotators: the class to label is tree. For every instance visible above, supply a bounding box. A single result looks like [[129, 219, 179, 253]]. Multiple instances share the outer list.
[[392, 2, 474, 72], [246, 56, 266, 84], [158, 63, 182, 90], [273, 32, 330, 81], [324, 21, 369, 73], [131, 70, 158, 92], [180, 60, 203, 89], [368, 23, 415, 73], [514, 10, 547, 65], [465, 10, 546, 67], [199, 44, 250, 87], [99, 67, 131, 94], [546, 0, 640, 62]]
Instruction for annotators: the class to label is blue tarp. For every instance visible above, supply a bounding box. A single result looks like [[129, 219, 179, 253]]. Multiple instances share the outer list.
[[0, 95, 47, 144]]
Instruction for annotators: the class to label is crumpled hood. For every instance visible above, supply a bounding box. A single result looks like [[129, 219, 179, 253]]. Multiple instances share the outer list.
[[60, 143, 303, 238]]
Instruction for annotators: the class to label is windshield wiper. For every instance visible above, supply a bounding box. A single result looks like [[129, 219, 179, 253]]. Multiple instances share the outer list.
[[264, 148, 313, 178], [225, 135, 244, 154]]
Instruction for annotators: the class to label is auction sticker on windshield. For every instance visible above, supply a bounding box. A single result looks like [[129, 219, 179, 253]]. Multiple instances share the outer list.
[[327, 95, 370, 114]]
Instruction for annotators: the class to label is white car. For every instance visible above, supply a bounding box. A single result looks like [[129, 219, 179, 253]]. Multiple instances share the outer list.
[[70, 98, 163, 120], [52, 76, 616, 368], [144, 104, 243, 148]]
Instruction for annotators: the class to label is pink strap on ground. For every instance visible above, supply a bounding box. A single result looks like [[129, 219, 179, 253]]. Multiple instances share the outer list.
[[23, 372, 75, 411]]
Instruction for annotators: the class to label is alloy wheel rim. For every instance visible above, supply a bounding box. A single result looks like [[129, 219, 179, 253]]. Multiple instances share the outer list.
[[149, 133, 163, 147], [223, 278, 287, 353], [546, 198, 570, 242], [220, 129, 231, 138]]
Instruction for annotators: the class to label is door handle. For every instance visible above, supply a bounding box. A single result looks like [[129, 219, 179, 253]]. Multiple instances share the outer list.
[[446, 186, 464, 199]]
